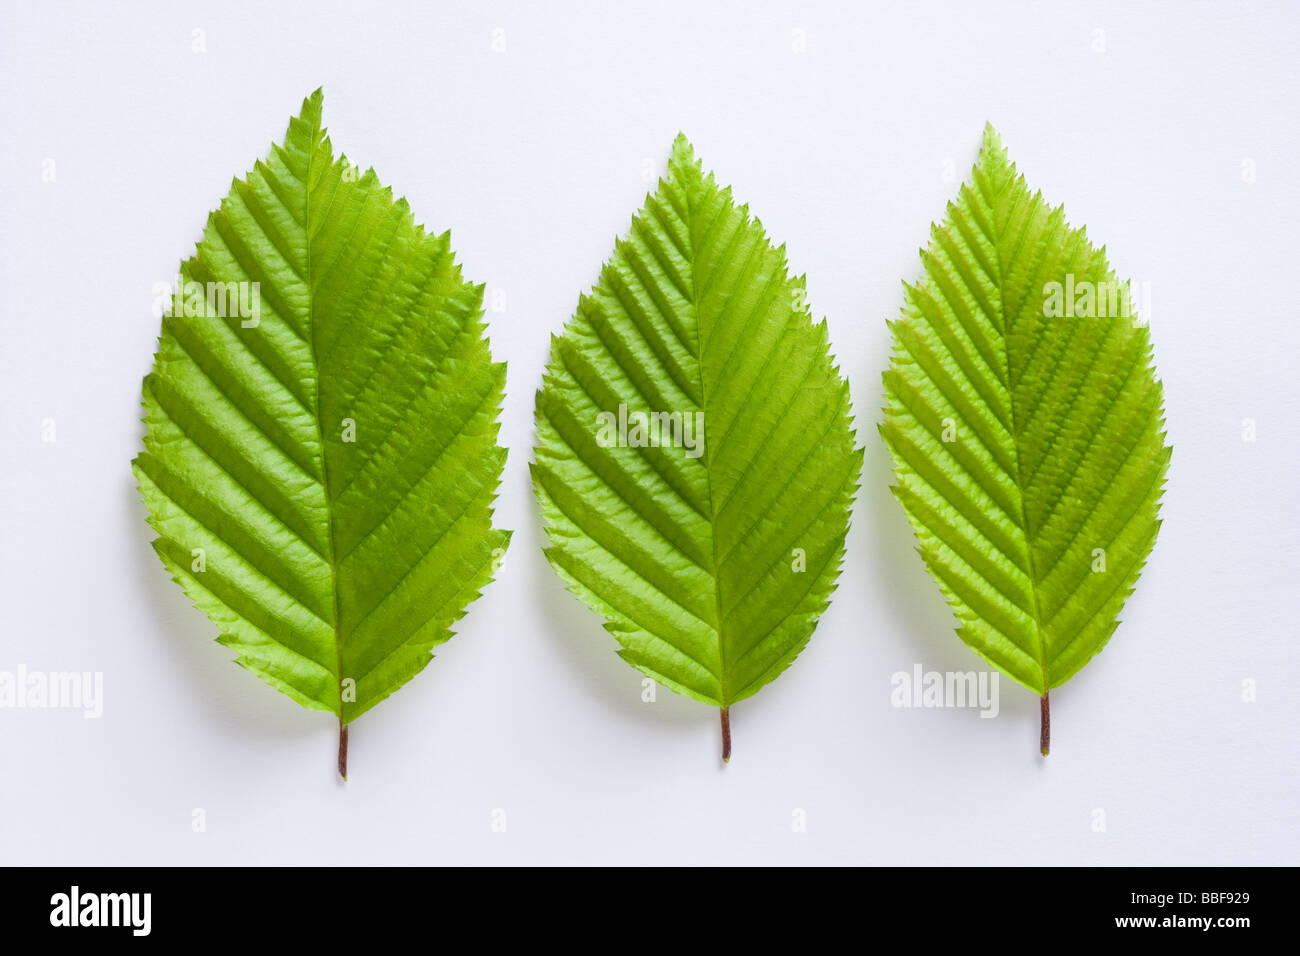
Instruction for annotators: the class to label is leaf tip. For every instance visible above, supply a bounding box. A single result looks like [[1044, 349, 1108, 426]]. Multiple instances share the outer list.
[[979, 122, 1009, 168], [669, 133, 701, 176], [299, 87, 325, 124]]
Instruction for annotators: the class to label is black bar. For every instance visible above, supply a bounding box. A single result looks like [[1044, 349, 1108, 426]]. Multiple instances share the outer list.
[[1, 866, 1282, 942]]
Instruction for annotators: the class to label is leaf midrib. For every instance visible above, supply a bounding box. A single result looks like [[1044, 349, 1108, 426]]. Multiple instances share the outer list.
[[984, 161, 1051, 695], [298, 114, 347, 722], [682, 173, 732, 707]]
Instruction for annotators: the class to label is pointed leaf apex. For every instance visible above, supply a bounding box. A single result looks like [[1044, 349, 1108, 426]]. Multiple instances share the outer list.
[[669, 133, 700, 175], [979, 123, 1010, 171], [299, 88, 325, 123]]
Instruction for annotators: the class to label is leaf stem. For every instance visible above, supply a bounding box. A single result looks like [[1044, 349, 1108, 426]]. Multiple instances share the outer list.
[[1039, 692, 1050, 757], [338, 720, 349, 781], [720, 706, 731, 764]]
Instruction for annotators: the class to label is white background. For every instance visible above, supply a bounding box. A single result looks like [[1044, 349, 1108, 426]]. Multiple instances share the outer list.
[[1, 0, 1297, 866]]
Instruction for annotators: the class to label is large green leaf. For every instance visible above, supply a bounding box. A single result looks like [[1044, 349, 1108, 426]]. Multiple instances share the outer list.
[[132, 90, 510, 778], [880, 125, 1170, 754], [532, 135, 862, 762]]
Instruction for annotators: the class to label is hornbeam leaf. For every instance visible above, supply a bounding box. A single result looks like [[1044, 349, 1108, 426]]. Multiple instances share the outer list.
[[532, 135, 862, 762], [880, 125, 1170, 755], [132, 90, 510, 778]]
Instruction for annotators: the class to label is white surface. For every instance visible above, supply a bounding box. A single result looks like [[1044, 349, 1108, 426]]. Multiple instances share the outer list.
[[1, 0, 1297, 866]]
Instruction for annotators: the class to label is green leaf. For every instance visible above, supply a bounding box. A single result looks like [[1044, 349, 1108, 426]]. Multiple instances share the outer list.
[[880, 125, 1170, 755], [532, 135, 862, 762], [132, 90, 510, 778]]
